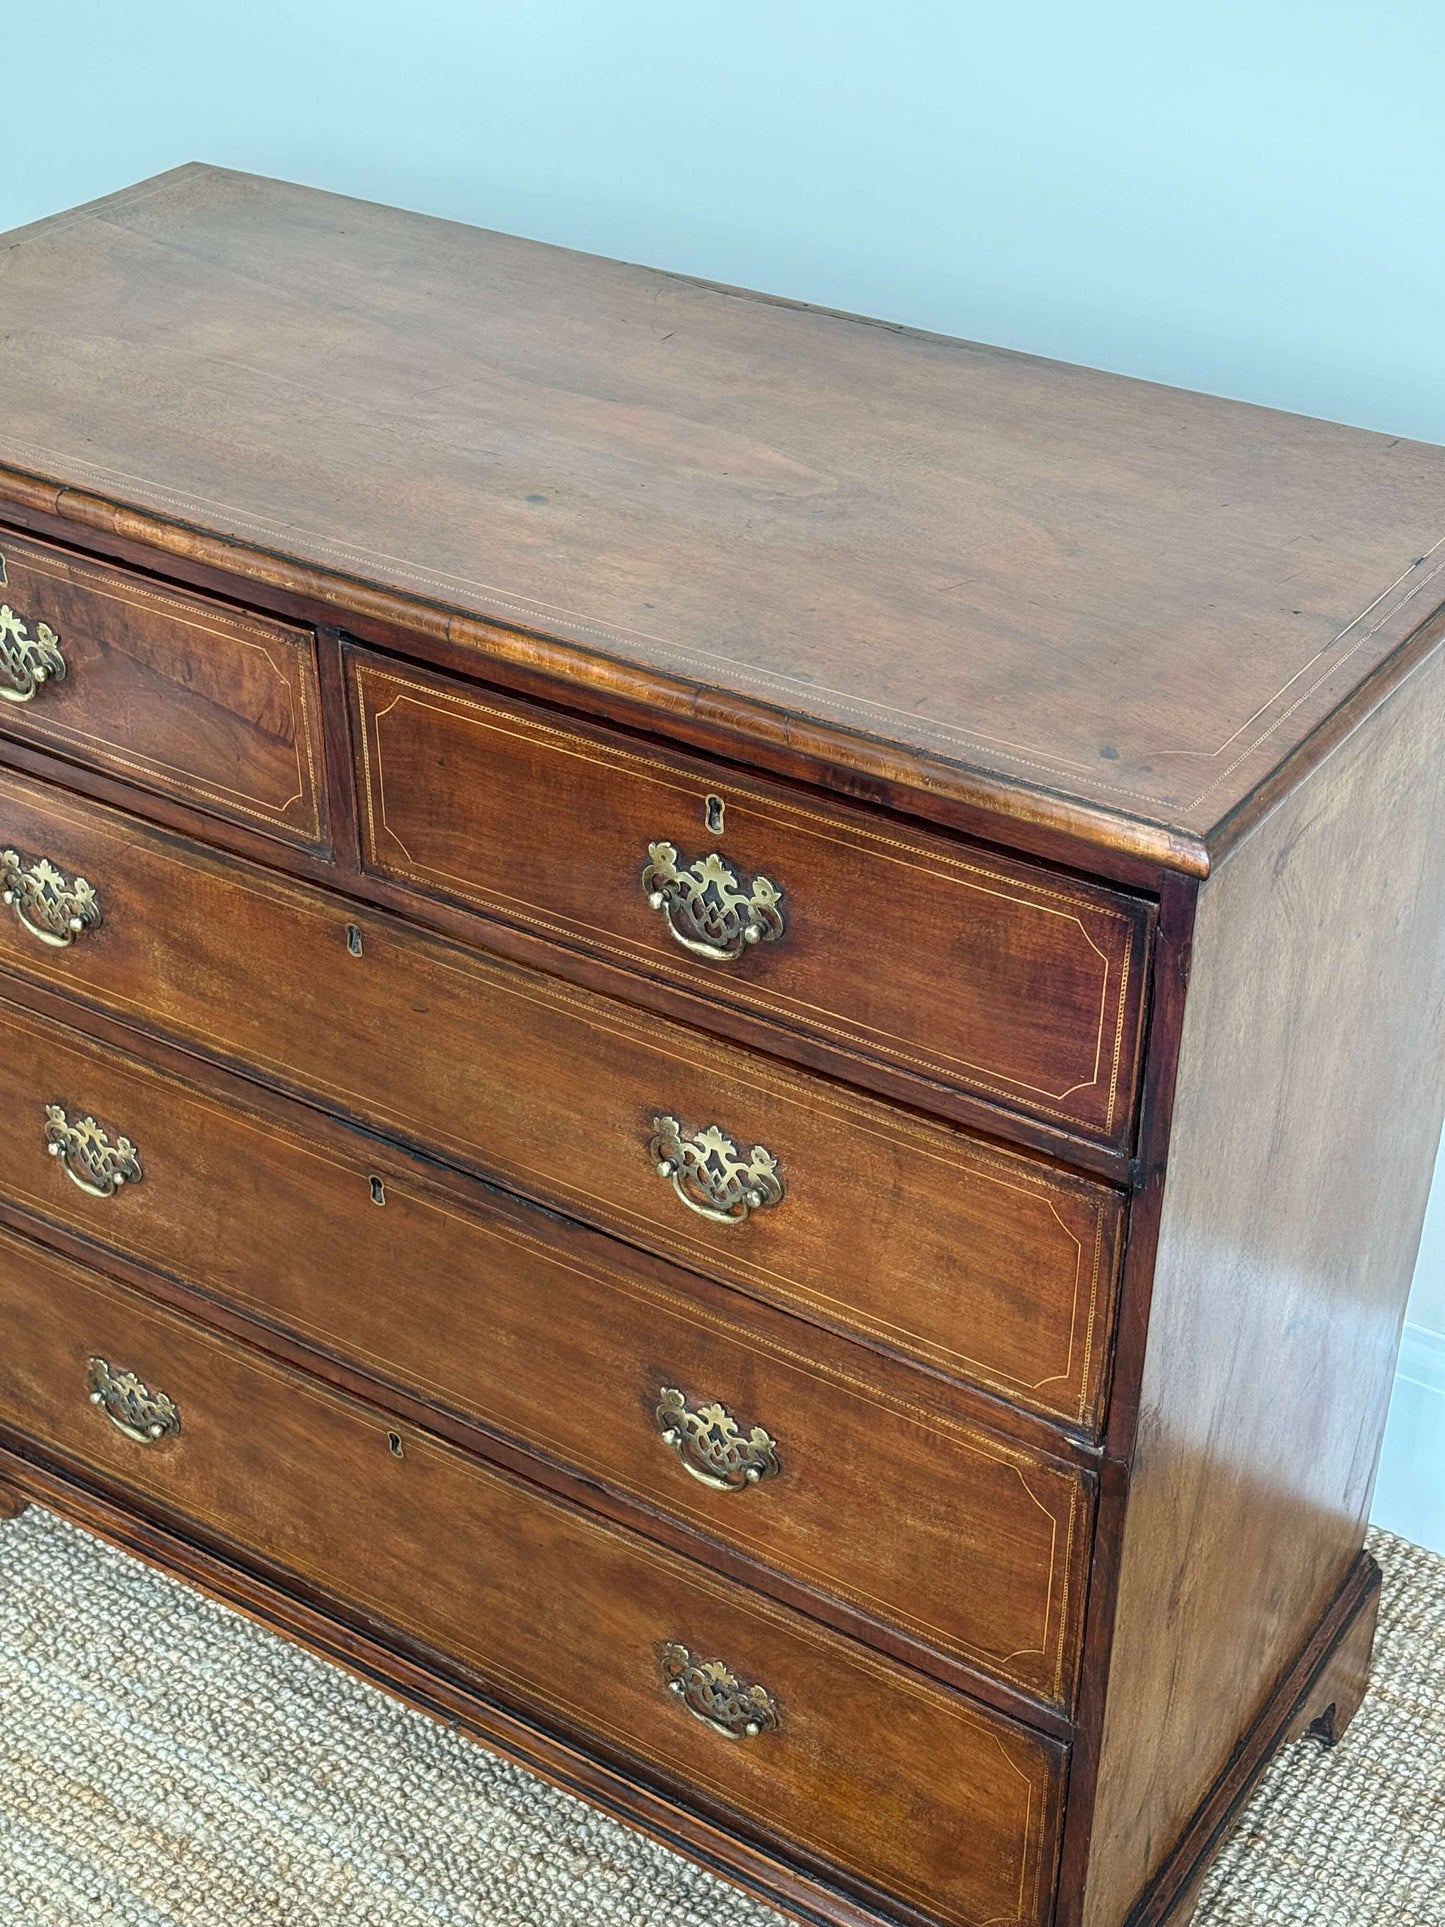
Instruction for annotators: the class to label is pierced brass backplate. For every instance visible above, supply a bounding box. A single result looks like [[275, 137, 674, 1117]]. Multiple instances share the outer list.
[[45, 1105, 143, 1198], [656, 1388, 781, 1492], [641, 842, 784, 964], [649, 1114, 783, 1226], [1, 849, 103, 948], [0, 587, 65, 704], [86, 1356, 180, 1445], [660, 1642, 780, 1740]]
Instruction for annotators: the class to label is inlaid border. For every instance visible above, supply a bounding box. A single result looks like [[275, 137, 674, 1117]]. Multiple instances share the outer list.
[[0, 770, 1124, 1433], [0, 991, 1089, 1704], [352, 659, 1148, 1140], [0, 1227, 1062, 1927], [0, 533, 324, 846]]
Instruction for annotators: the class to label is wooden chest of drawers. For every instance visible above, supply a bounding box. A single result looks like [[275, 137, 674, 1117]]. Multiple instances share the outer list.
[[0, 166, 1442, 1927]]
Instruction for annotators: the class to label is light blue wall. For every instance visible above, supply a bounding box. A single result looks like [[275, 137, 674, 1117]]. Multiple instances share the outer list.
[[1375, 1153, 1445, 1552], [5, 2, 1443, 1544]]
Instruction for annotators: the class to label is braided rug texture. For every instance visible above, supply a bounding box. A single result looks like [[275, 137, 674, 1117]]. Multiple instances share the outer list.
[[0, 1511, 1437, 1926]]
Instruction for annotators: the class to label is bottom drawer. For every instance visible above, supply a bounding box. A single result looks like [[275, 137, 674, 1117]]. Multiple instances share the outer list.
[[0, 1225, 1064, 1927]]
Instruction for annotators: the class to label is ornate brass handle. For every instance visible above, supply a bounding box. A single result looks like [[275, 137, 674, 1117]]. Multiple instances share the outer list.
[[661, 1643, 780, 1740], [86, 1357, 180, 1445], [2, 848, 103, 947], [45, 1105, 143, 1198], [641, 842, 784, 964], [0, 581, 66, 704], [656, 1388, 781, 1491], [649, 1114, 783, 1226]]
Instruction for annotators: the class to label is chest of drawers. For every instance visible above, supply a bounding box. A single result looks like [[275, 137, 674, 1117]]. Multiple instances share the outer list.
[[0, 166, 1441, 1927]]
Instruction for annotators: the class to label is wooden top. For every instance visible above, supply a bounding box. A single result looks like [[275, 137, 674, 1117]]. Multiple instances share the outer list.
[[3, 164, 1443, 873]]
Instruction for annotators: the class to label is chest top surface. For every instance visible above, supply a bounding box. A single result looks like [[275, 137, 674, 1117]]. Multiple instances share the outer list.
[[3, 163, 1443, 871]]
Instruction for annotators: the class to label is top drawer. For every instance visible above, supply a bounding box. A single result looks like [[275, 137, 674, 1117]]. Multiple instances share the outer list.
[[0, 531, 328, 853], [348, 649, 1152, 1149]]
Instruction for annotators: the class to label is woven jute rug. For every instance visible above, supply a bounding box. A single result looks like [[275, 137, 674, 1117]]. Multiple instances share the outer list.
[[0, 1510, 1437, 1926]]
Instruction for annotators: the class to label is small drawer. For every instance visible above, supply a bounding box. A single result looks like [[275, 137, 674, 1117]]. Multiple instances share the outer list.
[[347, 649, 1152, 1150], [0, 529, 327, 852], [0, 770, 1124, 1433], [0, 994, 1092, 1709], [0, 1227, 1066, 1927]]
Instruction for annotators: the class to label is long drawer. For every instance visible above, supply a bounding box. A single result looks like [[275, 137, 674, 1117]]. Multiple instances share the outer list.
[[0, 528, 328, 853], [348, 647, 1152, 1149], [0, 993, 1092, 1707], [0, 1225, 1066, 1927], [0, 769, 1124, 1432]]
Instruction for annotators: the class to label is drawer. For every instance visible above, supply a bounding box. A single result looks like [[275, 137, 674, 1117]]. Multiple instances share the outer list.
[[0, 994, 1092, 1709], [0, 529, 327, 852], [0, 770, 1124, 1433], [347, 649, 1152, 1150], [0, 1227, 1066, 1927]]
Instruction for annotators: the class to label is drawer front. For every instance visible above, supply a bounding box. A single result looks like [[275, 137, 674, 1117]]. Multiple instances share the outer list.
[[0, 770, 1123, 1432], [348, 650, 1152, 1149], [0, 994, 1091, 1708], [0, 1228, 1065, 1927], [0, 530, 327, 851]]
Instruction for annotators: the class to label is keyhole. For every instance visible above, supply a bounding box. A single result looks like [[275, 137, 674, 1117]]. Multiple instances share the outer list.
[[369, 1176, 386, 1206], [386, 1431, 405, 1459], [704, 794, 725, 834], [346, 924, 364, 958]]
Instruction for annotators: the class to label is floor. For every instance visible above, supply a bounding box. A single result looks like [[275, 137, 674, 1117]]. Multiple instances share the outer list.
[[0, 1508, 1438, 1926]]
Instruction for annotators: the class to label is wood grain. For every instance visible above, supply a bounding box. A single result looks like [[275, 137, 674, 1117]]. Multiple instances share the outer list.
[[0, 690, 1140, 1180], [4, 164, 1444, 1927], [1051, 871, 1199, 1927], [0, 990, 1094, 1711], [349, 649, 1151, 1147], [3, 165, 1445, 860], [0, 527, 327, 851], [0, 491, 1193, 891], [1080, 640, 1445, 1927], [0, 1225, 1066, 1927], [0, 1446, 1032, 1927], [0, 768, 1125, 1431], [1122, 1556, 1381, 1927]]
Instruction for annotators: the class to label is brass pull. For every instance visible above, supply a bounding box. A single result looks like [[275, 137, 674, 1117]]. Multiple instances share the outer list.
[[656, 1388, 781, 1492], [641, 842, 784, 964], [2, 849, 103, 948], [86, 1356, 180, 1445], [0, 585, 66, 704], [45, 1105, 143, 1198], [649, 1114, 783, 1226], [661, 1643, 780, 1740]]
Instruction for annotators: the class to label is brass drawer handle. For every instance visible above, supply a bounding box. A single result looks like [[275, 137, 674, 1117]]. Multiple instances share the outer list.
[[0, 576, 66, 703], [657, 1388, 781, 1491], [642, 842, 785, 964], [2, 849, 103, 948], [86, 1356, 180, 1445], [45, 1104, 143, 1198], [649, 1114, 783, 1225], [661, 1642, 780, 1740]]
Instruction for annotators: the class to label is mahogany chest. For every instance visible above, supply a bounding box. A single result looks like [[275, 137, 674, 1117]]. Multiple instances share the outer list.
[[0, 165, 1441, 1927]]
